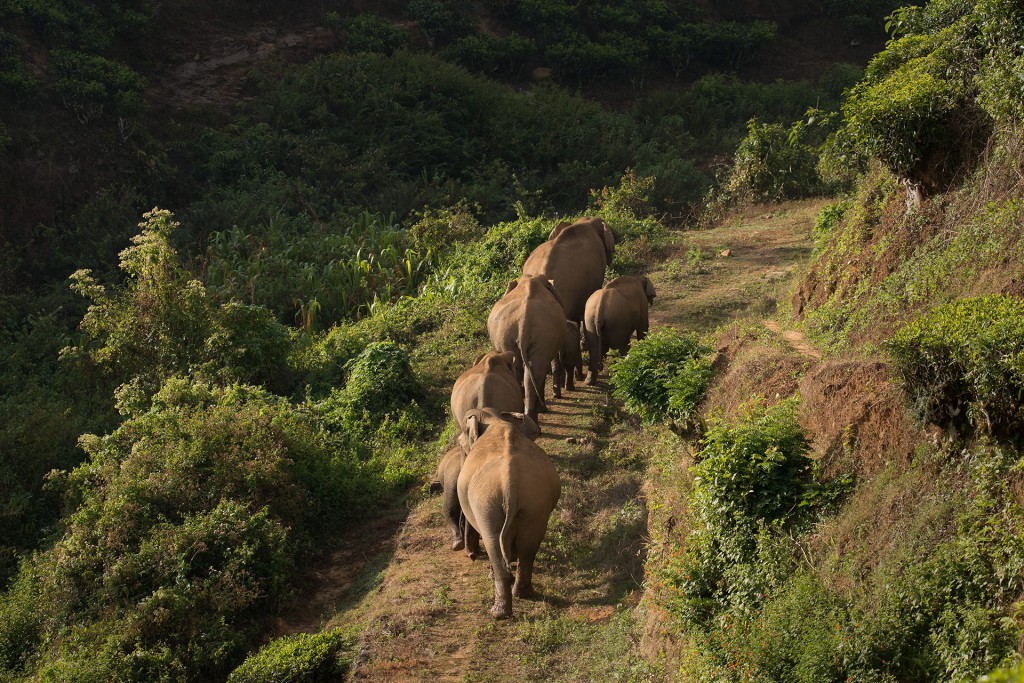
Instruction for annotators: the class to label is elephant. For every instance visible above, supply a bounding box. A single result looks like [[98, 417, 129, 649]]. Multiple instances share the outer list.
[[583, 275, 656, 384], [450, 351, 523, 431], [430, 411, 539, 553], [553, 320, 585, 393], [487, 275, 566, 418], [457, 407, 560, 619], [521, 216, 615, 324]]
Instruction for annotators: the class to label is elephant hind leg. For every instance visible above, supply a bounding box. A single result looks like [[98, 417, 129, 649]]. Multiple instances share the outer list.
[[523, 362, 548, 416], [551, 357, 564, 398], [511, 526, 545, 600]]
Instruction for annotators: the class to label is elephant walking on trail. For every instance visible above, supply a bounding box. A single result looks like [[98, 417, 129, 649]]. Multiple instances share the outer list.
[[456, 408, 560, 619], [450, 351, 523, 431], [522, 216, 615, 324], [487, 275, 566, 418], [583, 275, 656, 384], [431, 410, 539, 553]]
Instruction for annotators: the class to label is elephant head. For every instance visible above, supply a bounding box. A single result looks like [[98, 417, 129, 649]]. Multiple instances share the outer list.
[[459, 407, 540, 453], [506, 275, 567, 313], [642, 276, 657, 305], [549, 217, 615, 265], [476, 350, 517, 375]]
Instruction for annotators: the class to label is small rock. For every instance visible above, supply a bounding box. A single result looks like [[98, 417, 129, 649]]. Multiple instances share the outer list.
[[566, 437, 578, 444], [719, 249, 732, 257], [532, 66, 552, 81], [192, 53, 201, 61]]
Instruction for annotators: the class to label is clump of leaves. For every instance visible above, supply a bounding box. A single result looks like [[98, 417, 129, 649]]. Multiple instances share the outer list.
[[886, 295, 1024, 440], [228, 628, 355, 683], [608, 329, 714, 432]]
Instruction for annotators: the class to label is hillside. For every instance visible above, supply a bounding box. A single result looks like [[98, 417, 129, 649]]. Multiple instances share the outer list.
[[2, 0, 1024, 681]]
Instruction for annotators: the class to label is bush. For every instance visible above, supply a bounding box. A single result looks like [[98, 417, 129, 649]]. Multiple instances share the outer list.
[[659, 399, 811, 622], [51, 49, 146, 122], [719, 117, 831, 204], [315, 341, 428, 442], [608, 329, 714, 431], [812, 198, 852, 248], [228, 628, 355, 683], [886, 295, 1024, 439], [345, 13, 408, 54], [441, 32, 536, 76], [66, 209, 294, 408]]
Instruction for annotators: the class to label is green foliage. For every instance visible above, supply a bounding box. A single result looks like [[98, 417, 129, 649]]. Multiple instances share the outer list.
[[408, 0, 475, 47], [344, 13, 408, 54], [975, 0, 1024, 121], [719, 115, 835, 205], [193, 51, 638, 221], [409, 201, 482, 254], [812, 198, 852, 248], [984, 662, 1024, 683], [203, 209, 431, 328], [608, 329, 714, 431], [441, 32, 536, 76], [227, 628, 355, 683], [658, 400, 811, 623], [887, 295, 1024, 439], [52, 49, 146, 122], [66, 209, 293, 406], [315, 341, 427, 443]]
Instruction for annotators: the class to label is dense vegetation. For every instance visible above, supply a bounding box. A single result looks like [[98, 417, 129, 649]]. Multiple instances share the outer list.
[[5, 0, 1023, 679]]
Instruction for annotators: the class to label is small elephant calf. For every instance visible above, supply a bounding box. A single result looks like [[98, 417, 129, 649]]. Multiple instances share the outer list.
[[553, 320, 585, 393]]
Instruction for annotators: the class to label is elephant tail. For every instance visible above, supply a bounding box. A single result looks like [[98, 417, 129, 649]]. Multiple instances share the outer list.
[[499, 487, 517, 573]]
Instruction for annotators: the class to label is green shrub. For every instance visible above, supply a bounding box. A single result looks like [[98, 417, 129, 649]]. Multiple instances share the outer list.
[[441, 32, 536, 76], [812, 198, 852, 248], [660, 399, 811, 622], [409, 201, 482, 254], [51, 49, 146, 122], [316, 341, 428, 442], [228, 628, 355, 683], [289, 324, 370, 398], [408, 0, 475, 47], [886, 295, 1024, 439], [66, 209, 293, 407], [984, 662, 1024, 683], [719, 117, 831, 203], [608, 329, 714, 431], [345, 13, 408, 54]]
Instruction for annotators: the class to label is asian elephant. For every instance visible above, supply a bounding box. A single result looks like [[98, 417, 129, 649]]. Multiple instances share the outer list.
[[430, 411, 540, 554], [553, 320, 585, 393], [457, 408, 560, 619], [451, 351, 523, 431], [583, 275, 656, 384], [487, 275, 566, 418], [521, 216, 615, 324]]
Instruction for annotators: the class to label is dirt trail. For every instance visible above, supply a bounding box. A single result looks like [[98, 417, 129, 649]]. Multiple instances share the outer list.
[[280, 200, 826, 681], [347, 382, 640, 682]]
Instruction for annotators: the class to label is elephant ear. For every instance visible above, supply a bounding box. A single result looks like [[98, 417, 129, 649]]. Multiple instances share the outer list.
[[473, 352, 488, 365], [492, 351, 517, 373], [643, 276, 656, 302], [501, 412, 541, 441], [597, 219, 615, 263], [548, 220, 573, 241], [461, 408, 490, 452], [505, 279, 520, 294]]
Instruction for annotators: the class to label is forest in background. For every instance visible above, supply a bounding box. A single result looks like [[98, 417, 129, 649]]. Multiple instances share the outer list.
[[3, 0, 1024, 680]]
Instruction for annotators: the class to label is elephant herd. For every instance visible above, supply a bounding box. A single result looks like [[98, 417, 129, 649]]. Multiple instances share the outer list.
[[429, 216, 657, 619]]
